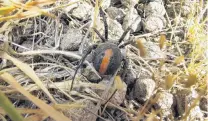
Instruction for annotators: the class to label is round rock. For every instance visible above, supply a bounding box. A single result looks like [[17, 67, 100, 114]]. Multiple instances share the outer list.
[[71, 2, 93, 20], [133, 78, 156, 102], [95, 18, 124, 42], [60, 29, 83, 51], [153, 91, 174, 117], [122, 9, 142, 33], [144, 41, 166, 59], [144, 2, 166, 16], [175, 88, 203, 119], [101, 0, 111, 10], [106, 7, 125, 23], [143, 15, 166, 32], [200, 96, 208, 111]]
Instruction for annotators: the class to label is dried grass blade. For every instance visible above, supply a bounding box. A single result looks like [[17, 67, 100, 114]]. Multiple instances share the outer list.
[[159, 34, 166, 49], [0, 90, 23, 121], [0, 6, 15, 16], [0, 72, 71, 121], [0, 52, 56, 103], [135, 39, 146, 57]]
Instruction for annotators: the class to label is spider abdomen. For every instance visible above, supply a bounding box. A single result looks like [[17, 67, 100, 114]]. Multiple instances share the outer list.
[[93, 43, 122, 75]]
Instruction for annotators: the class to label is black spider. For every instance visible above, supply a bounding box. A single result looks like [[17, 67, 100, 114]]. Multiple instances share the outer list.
[[70, 7, 137, 91]]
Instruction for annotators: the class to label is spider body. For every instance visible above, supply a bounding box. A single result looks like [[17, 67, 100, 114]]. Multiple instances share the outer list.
[[93, 43, 122, 75], [70, 7, 134, 90]]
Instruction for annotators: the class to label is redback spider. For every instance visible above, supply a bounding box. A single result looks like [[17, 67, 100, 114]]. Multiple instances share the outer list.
[[70, 8, 137, 91]]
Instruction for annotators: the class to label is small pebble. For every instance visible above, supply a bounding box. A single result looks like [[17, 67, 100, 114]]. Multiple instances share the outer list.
[[154, 91, 174, 117], [143, 15, 166, 32], [133, 78, 156, 102]]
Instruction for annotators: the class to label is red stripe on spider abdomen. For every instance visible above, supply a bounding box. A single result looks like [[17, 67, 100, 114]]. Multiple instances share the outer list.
[[99, 49, 113, 74]]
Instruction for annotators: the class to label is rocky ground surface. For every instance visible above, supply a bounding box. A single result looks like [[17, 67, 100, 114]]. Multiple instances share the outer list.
[[0, 0, 207, 121]]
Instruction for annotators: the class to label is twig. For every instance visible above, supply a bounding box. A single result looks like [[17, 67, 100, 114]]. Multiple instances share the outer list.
[[0, 39, 30, 51]]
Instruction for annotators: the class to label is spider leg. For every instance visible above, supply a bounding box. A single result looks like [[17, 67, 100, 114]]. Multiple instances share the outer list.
[[93, 28, 107, 42], [102, 58, 129, 108], [118, 15, 141, 45], [121, 57, 129, 79], [99, 7, 108, 40], [90, 68, 120, 120], [99, 88, 118, 115], [92, 7, 108, 43], [103, 89, 117, 106], [118, 26, 132, 44], [70, 44, 97, 91], [118, 36, 134, 48]]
